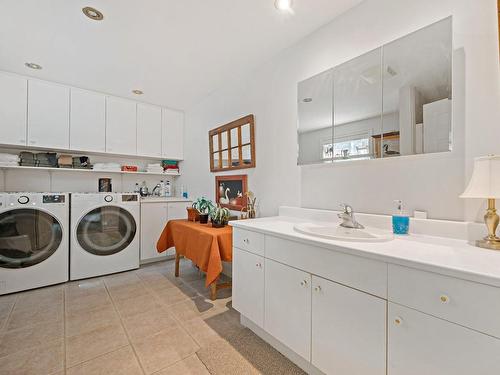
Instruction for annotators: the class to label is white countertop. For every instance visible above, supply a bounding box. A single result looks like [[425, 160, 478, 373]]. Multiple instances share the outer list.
[[230, 215, 500, 288], [140, 196, 191, 203]]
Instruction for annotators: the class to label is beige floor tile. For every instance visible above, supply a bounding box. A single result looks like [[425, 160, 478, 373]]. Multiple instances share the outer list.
[[66, 304, 120, 337], [65, 291, 112, 315], [169, 296, 219, 322], [15, 286, 63, 310], [66, 322, 129, 367], [102, 272, 142, 289], [6, 302, 63, 331], [133, 326, 199, 374], [181, 309, 245, 347], [0, 319, 63, 357], [0, 338, 64, 375], [65, 279, 106, 300], [187, 278, 232, 300], [107, 283, 150, 301], [122, 306, 178, 342], [114, 293, 164, 318], [66, 346, 142, 375], [154, 354, 209, 375], [0, 295, 16, 318], [141, 276, 184, 292], [153, 284, 198, 307]]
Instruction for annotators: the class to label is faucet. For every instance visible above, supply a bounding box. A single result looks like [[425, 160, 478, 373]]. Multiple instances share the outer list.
[[338, 204, 364, 229], [151, 183, 161, 196]]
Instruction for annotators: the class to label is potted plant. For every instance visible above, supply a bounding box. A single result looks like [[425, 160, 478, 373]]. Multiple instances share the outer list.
[[210, 205, 230, 228], [192, 197, 214, 224]]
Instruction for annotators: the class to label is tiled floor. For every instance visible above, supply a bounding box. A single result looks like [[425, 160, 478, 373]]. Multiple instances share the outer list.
[[0, 259, 305, 375]]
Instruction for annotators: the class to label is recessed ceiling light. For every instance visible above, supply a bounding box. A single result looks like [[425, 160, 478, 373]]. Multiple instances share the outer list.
[[303, 98, 313, 103], [25, 62, 42, 70], [275, 0, 293, 11], [82, 6, 104, 21], [132, 90, 144, 95]]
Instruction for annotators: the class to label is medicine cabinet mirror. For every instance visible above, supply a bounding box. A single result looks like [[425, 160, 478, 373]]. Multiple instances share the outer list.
[[209, 114, 255, 172], [297, 17, 452, 164]]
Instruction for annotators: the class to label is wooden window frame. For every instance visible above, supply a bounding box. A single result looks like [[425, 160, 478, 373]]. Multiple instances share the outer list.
[[209, 114, 256, 172]]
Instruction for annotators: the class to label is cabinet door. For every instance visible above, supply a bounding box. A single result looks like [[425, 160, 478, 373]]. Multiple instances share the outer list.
[[265, 259, 311, 361], [312, 275, 386, 375], [388, 303, 500, 375], [106, 97, 137, 155], [233, 247, 265, 328], [162, 108, 184, 160], [0, 73, 27, 146], [28, 80, 70, 149], [140, 203, 168, 261], [166, 202, 190, 221], [70, 88, 106, 152], [137, 103, 162, 157]]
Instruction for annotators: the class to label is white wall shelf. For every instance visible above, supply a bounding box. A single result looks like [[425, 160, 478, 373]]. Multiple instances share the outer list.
[[0, 165, 180, 177]]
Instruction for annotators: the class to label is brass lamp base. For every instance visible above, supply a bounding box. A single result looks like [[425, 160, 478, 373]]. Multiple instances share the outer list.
[[476, 198, 500, 251]]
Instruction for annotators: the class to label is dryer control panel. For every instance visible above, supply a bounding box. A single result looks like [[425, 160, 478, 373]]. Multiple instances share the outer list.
[[43, 194, 66, 204]]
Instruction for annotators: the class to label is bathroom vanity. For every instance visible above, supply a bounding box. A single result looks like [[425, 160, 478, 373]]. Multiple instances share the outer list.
[[230, 207, 500, 375]]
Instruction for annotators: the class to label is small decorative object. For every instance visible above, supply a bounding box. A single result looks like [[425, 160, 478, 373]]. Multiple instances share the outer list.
[[215, 175, 248, 211], [460, 155, 500, 250], [210, 205, 230, 228], [98, 178, 112, 192], [209, 115, 256, 172], [246, 191, 257, 219], [186, 207, 200, 222], [192, 197, 215, 224]]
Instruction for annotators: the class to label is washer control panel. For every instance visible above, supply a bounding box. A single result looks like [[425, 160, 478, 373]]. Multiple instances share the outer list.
[[17, 196, 29, 204], [43, 194, 65, 204]]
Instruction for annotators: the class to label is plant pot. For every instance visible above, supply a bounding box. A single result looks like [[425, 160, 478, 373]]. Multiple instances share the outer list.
[[211, 221, 226, 228], [199, 213, 209, 224], [187, 207, 200, 222]]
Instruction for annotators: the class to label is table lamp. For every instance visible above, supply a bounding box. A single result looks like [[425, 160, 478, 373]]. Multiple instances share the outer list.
[[460, 155, 500, 250]]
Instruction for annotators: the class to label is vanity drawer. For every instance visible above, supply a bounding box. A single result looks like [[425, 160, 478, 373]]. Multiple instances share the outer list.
[[388, 264, 500, 338], [233, 228, 265, 256], [265, 235, 387, 298]]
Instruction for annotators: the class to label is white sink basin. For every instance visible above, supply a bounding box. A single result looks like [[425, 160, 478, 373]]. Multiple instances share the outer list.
[[294, 223, 394, 242]]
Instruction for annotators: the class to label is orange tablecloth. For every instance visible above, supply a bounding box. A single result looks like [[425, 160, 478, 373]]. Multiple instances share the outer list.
[[156, 220, 233, 287]]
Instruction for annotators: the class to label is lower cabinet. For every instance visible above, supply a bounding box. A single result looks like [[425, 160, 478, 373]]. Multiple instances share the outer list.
[[265, 259, 311, 361], [388, 303, 500, 375], [232, 247, 265, 327], [311, 275, 387, 375]]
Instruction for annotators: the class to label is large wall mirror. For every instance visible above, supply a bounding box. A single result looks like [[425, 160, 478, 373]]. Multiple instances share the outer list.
[[298, 17, 452, 164]]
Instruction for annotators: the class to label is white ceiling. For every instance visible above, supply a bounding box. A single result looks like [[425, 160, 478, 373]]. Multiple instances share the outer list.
[[0, 0, 363, 110]]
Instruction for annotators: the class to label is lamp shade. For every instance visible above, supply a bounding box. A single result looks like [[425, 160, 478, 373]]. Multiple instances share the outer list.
[[461, 155, 500, 199]]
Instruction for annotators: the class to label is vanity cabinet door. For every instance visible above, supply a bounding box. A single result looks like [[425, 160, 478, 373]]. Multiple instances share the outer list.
[[232, 247, 265, 328], [312, 275, 386, 375], [388, 303, 500, 375], [106, 96, 137, 155], [137, 103, 162, 157], [265, 259, 311, 361], [162, 108, 184, 160]]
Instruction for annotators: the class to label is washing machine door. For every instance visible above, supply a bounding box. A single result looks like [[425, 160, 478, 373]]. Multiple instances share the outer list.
[[0, 208, 63, 268], [77, 206, 137, 256]]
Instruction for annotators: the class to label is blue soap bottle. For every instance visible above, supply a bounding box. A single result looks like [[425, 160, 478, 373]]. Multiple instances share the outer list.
[[392, 200, 409, 235]]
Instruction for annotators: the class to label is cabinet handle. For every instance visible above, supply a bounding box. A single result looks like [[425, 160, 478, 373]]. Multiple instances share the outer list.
[[440, 295, 450, 304], [314, 285, 322, 292], [255, 262, 262, 268], [300, 279, 308, 287], [243, 238, 250, 244], [394, 317, 403, 325]]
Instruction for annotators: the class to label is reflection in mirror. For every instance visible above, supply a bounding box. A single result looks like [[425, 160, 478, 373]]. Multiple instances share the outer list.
[[297, 69, 334, 164], [241, 124, 251, 144], [213, 152, 220, 169], [231, 147, 240, 167], [221, 150, 229, 168], [382, 17, 452, 157], [333, 48, 382, 161], [242, 145, 252, 165]]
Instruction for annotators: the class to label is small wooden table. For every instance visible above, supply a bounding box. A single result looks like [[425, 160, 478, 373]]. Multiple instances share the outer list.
[[156, 219, 232, 300]]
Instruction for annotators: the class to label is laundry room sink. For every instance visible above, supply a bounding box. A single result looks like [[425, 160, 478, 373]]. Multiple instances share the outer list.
[[293, 223, 394, 242]]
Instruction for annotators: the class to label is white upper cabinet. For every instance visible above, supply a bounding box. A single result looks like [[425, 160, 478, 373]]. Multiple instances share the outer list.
[[312, 275, 386, 375], [70, 88, 106, 152], [162, 108, 184, 160], [28, 80, 70, 149], [0, 73, 27, 146], [106, 96, 137, 155], [137, 103, 162, 157]]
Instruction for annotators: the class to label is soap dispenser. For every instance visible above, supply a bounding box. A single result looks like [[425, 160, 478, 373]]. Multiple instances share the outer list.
[[392, 200, 410, 235]]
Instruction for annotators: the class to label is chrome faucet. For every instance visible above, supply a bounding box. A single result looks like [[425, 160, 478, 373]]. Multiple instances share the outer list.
[[338, 204, 364, 229]]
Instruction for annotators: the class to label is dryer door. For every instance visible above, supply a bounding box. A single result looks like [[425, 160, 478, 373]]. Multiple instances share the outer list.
[[77, 206, 137, 256], [0, 208, 63, 268]]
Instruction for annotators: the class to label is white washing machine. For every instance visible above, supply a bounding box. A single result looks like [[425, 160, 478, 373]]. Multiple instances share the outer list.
[[70, 193, 140, 280], [0, 193, 69, 295]]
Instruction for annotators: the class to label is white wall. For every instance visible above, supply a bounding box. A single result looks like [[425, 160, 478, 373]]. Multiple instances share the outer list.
[[181, 0, 500, 221]]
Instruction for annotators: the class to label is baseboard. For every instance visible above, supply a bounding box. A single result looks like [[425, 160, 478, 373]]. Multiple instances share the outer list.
[[240, 315, 324, 375], [140, 254, 175, 265]]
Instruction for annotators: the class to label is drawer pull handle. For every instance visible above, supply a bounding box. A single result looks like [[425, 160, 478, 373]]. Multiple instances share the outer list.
[[314, 286, 322, 292], [440, 295, 449, 304], [394, 317, 403, 325], [300, 280, 308, 287]]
